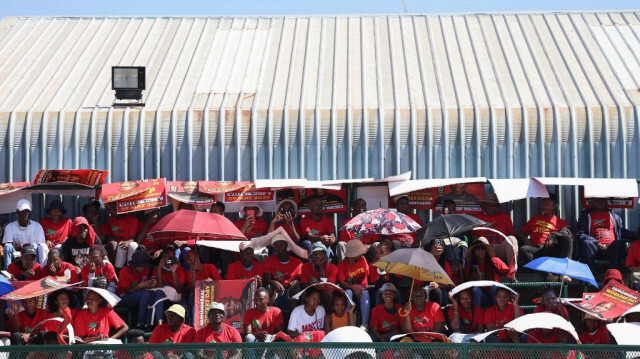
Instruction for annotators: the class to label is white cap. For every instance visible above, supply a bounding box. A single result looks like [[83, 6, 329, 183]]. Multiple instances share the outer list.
[[17, 199, 32, 211]]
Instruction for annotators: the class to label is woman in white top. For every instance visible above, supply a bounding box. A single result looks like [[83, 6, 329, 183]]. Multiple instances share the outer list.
[[287, 286, 325, 338]]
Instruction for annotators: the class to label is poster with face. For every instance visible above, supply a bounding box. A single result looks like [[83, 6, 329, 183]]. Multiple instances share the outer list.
[[0, 182, 29, 196], [295, 188, 347, 214], [101, 179, 167, 214], [167, 181, 217, 205], [434, 183, 485, 214], [193, 279, 256, 332], [565, 281, 640, 320], [32, 169, 107, 187]]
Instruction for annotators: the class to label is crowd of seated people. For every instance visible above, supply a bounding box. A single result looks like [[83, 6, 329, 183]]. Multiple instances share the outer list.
[[1, 190, 639, 347]]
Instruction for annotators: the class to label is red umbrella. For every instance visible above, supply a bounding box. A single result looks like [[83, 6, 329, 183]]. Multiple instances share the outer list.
[[147, 210, 246, 241], [340, 208, 422, 235]]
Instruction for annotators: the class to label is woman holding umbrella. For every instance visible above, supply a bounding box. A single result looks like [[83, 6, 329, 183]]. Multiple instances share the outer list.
[[401, 286, 445, 334]]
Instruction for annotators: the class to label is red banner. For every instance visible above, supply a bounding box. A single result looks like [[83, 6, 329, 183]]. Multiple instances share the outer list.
[[582, 197, 635, 209], [102, 179, 167, 214], [565, 281, 640, 320], [32, 169, 107, 187], [295, 188, 347, 214], [167, 181, 217, 205], [434, 183, 484, 214], [1, 277, 76, 301], [389, 188, 437, 210], [224, 184, 275, 202], [199, 181, 251, 195], [193, 279, 256, 332], [0, 182, 29, 196]]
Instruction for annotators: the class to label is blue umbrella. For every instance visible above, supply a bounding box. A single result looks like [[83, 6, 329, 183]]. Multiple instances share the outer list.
[[0, 275, 14, 297], [525, 256, 598, 288]]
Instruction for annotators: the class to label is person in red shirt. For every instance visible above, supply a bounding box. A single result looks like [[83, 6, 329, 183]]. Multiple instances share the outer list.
[[43, 289, 79, 334], [135, 209, 168, 257], [518, 194, 570, 264], [532, 286, 568, 320], [484, 287, 521, 342], [425, 238, 456, 306], [269, 200, 310, 256], [185, 248, 222, 324], [148, 304, 196, 344], [339, 198, 379, 246], [369, 283, 402, 342], [579, 313, 609, 344], [116, 247, 165, 330], [8, 297, 48, 336], [577, 197, 636, 269], [7, 246, 41, 281], [264, 237, 302, 309], [337, 240, 370, 329], [101, 202, 140, 270], [299, 196, 336, 251], [244, 287, 284, 342], [226, 245, 263, 286], [194, 302, 242, 358], [81, 245, 118, 293], [155, 245, 186, 295], [464, 238, 510, 307], [301, 242, 338, 285], [389, 195, 423, 248], [448, 289, 485, 335], [39, 200, 72, 249], [73, 289, 128, 343], [37, 248, 80, 284], [234, 204, 268, 239], [402, 286, 445, 333], [474, 193, 518, 278]]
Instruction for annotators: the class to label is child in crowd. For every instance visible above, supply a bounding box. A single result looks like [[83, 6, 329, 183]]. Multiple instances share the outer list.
[[324, 292, 355, 332], [484, 287, 521, 342], [288, 286, 325, 337]]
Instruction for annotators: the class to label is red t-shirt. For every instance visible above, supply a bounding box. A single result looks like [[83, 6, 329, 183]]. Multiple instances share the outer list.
[[43, 309, 79, 333], [339, 217, 379, 245], [81, 262, 117, 287], [464, 257, 510, 282], [533, 304, 569, 320], [299, 216, 335, 238], [159, 266, 187, 289], [484, 303, 518, 329], [264, 255, 302, 287], [300, 262, 338, 285], [370, 304, 402, 335], [193, 323, 242, 343], [337, 256, 369, 286], [116, 266, 150, 296], [626, 240, 640, 268], [100, 215, 140, 242], [149, 323, 196, 343], [186, 264, 222, 288], [40, 217, 73, 246], [448, 306, 485, 333], [17, 308, 48, 333], [520, 215, 569, 246], [590, 212, 616, 245], [73, 307, 125, 337], [8, 262, 41, 281], [474, 212, 515, 244], [408, 302, 444, 332], [242, 306, 284, 334], [226, 260, 264, 280], [579, 325, 608, 344], [233, 218, 268, 239], [37, 261, 80, 283]]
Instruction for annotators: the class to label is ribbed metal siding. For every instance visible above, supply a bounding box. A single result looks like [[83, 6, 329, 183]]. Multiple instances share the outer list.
[[0, 13, 639, 227]]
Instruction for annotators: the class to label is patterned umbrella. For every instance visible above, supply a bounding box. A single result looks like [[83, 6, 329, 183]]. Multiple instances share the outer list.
[[339, 208, 422, 235]]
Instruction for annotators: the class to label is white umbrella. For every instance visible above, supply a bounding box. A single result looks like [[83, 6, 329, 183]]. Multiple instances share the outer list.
[[321, 326, 374, 359], [450, 280, 517, 297], [77, 287, 121, 307], [471, 313, 580, 343], [618, 305, 640, 322], [606, 322, 640, 345]]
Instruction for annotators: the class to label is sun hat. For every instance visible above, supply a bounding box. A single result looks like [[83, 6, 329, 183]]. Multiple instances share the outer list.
[[380, 282, 397, 293], [312, 242, 327, 253], [240, 203, 264, 217], [208, 302, 225, 315], [166, 304, 186, 319], [46, 200, 67, 214], [344, 240, 371, 258], [466, 237, 495, 263]]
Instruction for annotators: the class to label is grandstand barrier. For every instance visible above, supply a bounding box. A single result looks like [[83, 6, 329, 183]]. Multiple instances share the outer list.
[[4, 343, 640, 359]]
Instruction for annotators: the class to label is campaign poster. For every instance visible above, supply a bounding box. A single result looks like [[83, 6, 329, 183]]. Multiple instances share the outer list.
[[565, 282, 640, 320], [193, 279, 256, 332], [2, 277, 75, 301], [0, 182, 29, 196], [582, 197, 635, 209], [224, 184, 275, 202], [9, 281, 49, 309], [167, 181, 217, 205], [296, 188, 347, 214], [32, 169, 107, 187], [199, 181, 252, 195], [434, 183, 484, 214], [102, 179, 167, 214], [389, 188, 437, 210]]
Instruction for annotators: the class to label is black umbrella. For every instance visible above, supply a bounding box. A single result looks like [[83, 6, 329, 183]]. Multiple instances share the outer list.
[[421, 214, 487, 244]]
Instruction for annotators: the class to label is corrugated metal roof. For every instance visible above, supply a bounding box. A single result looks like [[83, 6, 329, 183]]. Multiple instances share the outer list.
[[0, 12, 639, 184]]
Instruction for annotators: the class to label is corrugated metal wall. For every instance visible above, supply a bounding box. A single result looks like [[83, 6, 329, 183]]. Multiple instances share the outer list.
[[1, 13, 639, 227]]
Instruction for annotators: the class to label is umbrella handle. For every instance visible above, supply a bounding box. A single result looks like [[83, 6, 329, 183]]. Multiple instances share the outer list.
[[399, 278, 416, 317]]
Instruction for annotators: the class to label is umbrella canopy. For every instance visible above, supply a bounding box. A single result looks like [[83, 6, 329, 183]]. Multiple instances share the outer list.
[[148, 210, 246, 241], [525, 257, 598, 288], [340, 208, 422, 235], [373, 248, 453, 285], [471, 313, 580, 343], [606, 323, 640, 345], [0, 275, 14, 297], [449, 280, 517, 297], [421, 214, 487, 243], [75, 287, 121, 307]]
